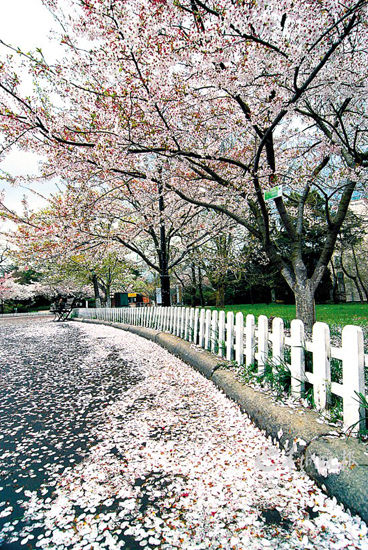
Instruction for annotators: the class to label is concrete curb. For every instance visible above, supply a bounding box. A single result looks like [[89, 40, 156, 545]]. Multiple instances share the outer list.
[[72, 318, 368, 523]]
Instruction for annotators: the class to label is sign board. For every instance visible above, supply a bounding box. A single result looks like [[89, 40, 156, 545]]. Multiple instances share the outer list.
[[264, 185, 283, 201], [128, 292, 137, 297]]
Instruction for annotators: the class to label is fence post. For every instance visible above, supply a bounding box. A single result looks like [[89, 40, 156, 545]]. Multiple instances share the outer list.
[[145, 306, 149, 327], [205, 310, 212, 350], [226, 311, 234, 361], [166, 307, 171, 333], [174, 307, 178, 335], [235, 312, 244, 365], [193, 309, 199, 344], [272, 317, 284, 366], [245, 314, 255, 367], [342, 325, 365, 432], [167, 307, 171, 331], [184, 308, 189, 340], [150, 307, 155, 329], [211, 310, 218, 353], [171, 307, 177, 335], [189, 308, 194, 342], [313, 322, 331, 411], [257, 315, 268, 375], [257, 315, 268, 374], [199, 309, 206, 348], [180, 308, 186, 338], [146, 306, 150, 327], [174, 308, 179, 336], [290, 319, 305, 398], [218, 310, 226, 357]]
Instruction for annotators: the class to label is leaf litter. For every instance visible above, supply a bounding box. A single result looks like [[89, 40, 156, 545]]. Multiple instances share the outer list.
[[0, 318, 367, 549]]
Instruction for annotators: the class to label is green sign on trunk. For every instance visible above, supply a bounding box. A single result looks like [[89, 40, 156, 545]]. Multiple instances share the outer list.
[[264, 185, 283, 201]]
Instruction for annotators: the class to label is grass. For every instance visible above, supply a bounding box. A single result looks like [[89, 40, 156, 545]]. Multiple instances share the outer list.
[[207, 302, 368, 328]]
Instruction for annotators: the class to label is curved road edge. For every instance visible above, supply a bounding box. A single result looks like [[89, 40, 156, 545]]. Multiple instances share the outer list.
[[72, 318, 368, 524]]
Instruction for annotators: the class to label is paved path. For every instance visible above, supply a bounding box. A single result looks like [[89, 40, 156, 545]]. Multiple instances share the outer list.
[[0, 319, 367, 549]]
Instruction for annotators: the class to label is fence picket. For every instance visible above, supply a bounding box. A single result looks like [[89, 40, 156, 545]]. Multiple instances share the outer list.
[[218, 311, 226, 357], [226, 311, 234, 361], [290, 319, 305, 398], [342, 325, 365, 432], [184, 308, 190, 340], [205, 310, 212, 350], [257, 315, 268, 375], [193, 309, 199, 344], [313, 322, 331, 411], [199, 309, 206, 348], [272, 317, 284, 365], [245, 314, 255, 367], [180, 308, 186, 339], [211, 310, 218, 353], [235, 312, 244, 365]]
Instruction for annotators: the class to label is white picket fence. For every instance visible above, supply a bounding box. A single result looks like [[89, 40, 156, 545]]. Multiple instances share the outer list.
[[74, 306, 368, 433]]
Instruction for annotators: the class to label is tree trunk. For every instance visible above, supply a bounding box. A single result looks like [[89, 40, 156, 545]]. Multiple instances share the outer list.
[[191, 263, 197, 306], [158, 178, 171, 307], [198, 266, 204, 307], [352, 246, 368, 302], [341, 250, 365, 302], [161, 271, 171, 307], [329, 261, 340, 303], [216, 284, 225, 307], [92, 273, 102, 308], [294, 282, 316, 331]]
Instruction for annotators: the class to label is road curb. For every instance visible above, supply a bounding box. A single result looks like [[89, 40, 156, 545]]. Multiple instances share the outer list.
[[72, 318, 368, 523]]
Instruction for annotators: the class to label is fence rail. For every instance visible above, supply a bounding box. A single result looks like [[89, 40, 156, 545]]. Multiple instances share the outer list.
[[74, 306, 367, 434]]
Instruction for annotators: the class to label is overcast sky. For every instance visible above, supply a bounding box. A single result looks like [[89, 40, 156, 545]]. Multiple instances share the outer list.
[[0, 0, 60, 215]]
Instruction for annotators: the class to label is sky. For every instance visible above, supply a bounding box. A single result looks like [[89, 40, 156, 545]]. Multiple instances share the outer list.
[[0, 0, 60, 215]]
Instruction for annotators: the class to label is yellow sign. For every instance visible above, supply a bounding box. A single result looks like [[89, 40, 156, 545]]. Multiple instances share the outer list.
[[128, 293, 137, 297]]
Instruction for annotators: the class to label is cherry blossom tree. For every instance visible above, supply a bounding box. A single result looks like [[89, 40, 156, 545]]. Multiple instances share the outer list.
[[0, 272, 37, 314], [0, 0, 367, 326], [2, 172, 225, 306]]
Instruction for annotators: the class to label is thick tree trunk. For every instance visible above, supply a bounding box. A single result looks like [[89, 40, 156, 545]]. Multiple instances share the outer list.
[[92, 273, 102, 308], [161, 271, 171, 307], [216, 284, 225, 307], [158, 178, 171, 307], [294, 282, 316, 331]]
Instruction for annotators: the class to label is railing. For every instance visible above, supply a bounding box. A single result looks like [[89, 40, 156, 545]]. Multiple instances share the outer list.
[[74, 306, 367, 434]]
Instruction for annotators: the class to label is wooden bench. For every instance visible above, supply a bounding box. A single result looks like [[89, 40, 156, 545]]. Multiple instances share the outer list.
[[50, 297, 77, 322]]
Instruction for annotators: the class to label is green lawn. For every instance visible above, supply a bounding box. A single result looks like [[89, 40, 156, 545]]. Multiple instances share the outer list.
[[208, 302, 368, 328]]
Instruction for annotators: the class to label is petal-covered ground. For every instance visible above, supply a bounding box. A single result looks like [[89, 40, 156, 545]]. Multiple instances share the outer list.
[[0, 318, 367, 550]]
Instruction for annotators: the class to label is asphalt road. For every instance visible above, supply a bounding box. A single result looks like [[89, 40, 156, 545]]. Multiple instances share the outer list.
[[0, 318, 142, 549]]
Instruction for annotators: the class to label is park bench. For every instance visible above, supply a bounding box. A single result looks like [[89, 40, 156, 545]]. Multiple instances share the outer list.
[[50, 297, 78, 322]]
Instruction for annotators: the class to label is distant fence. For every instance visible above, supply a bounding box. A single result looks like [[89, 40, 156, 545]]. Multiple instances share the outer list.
[[74, 306, 368, 434]]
